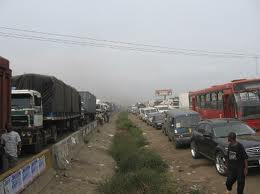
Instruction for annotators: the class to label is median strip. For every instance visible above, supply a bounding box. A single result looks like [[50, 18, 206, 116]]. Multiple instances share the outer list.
[[98, 112, 206, 194]]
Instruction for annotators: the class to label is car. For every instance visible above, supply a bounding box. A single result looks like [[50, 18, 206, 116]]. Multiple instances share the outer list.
[[190, 119, 260, 176], [140, 107, 158, 122], [164, 109, 200, 148], [147, 112, 165, 129], [154, 105, 169, 113]]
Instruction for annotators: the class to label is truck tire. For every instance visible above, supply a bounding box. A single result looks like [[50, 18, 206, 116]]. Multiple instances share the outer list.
[[33, 134, 43, 154], [71, 120, 79, 131], [50, 125, 57, 143]]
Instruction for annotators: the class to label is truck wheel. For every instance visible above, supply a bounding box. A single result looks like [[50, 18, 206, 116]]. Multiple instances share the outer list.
[[71, 120, 79, 131], [33, 134, 43, 154], [175, 141, 180, 149], [50, 125, 57, 143]]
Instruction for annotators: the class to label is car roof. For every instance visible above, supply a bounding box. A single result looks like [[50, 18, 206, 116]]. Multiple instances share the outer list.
[[147, 112, 164, 116], [166, 109, 199, 118], [200, 118, 242, 126]]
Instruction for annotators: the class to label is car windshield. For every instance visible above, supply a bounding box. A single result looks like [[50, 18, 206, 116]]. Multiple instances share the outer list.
[[174, 115, 200, 128], [213, 123, 255, 138], [11, 94, 32, 109]]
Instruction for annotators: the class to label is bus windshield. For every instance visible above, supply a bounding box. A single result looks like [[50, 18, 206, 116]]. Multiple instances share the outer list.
[[235, 90, 260, 119]]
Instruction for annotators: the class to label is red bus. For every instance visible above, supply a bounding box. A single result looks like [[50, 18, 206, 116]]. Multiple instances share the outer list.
[[189, 79, 260, 132]]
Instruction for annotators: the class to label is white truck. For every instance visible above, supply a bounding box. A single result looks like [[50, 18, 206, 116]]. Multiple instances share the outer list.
[[178, 92, 190, 109]]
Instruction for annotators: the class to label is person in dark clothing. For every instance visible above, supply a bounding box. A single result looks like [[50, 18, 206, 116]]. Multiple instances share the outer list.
[[225, 132, 248, 194]]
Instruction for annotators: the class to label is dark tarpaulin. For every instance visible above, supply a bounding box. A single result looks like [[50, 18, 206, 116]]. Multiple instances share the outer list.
[[79, 91, 96, 114], [12, 74, 81, 114]]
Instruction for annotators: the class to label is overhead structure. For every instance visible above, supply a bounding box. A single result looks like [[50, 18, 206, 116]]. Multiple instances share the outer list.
[[155, 89, 172, 100]]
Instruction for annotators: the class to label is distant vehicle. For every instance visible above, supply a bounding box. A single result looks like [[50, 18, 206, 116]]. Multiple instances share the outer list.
[[96, 102, 109, 113], [190, 79, 260, 132], [179, 92, 191, 109], [163, 109, 200, 148], [136, 103, 146, 109], [190, 119, 260, 175], [11, 74, 81, 153], [154, 105, 169, 113], [140, 107, 158, 121], [0, 57, 11, 132], [131, 106, 139, 115], [79, 91, 96, 124], [148, 112, 165, 129]]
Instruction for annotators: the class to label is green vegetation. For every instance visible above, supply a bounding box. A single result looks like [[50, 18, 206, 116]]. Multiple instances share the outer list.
[[99, 112, 205, 194]]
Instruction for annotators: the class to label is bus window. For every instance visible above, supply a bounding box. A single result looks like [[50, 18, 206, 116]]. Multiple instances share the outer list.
[[200, 95, 206, 108], [211, 92, 217, 109], [217, 91, 223, 110], [196, 96, 200, 108], [206, 93, 211, 109]]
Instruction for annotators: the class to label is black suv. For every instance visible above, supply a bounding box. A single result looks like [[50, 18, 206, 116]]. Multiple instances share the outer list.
[[190, 119, 260, 175]]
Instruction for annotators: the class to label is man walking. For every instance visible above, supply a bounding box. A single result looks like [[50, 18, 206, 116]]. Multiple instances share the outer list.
[[226, 132, 248, 194], [1, 124, 21, 172]]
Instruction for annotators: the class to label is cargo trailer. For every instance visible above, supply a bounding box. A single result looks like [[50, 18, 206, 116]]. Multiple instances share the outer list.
[[11, 74, 81, 153], [79, 91, 96, 124], [0, 57, 11, 132]]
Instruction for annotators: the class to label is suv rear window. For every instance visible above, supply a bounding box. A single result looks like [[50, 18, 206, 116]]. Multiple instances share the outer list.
[[213, 123, 255, 137]]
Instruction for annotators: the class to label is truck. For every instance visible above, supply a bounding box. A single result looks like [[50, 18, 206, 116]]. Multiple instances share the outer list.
[[178, 92, 190, 109], [79, 91, 96, 124], [11, 74, 81, 153], [0, 57, 11, 134]]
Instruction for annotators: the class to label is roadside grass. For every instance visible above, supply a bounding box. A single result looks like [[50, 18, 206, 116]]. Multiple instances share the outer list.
[[98, 112, 205, 194]]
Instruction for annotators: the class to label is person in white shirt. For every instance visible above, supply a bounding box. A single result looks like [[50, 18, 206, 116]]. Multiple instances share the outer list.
[[1, 124, 21, 171]]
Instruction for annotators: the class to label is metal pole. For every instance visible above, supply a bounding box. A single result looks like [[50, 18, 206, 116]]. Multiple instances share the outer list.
[[256, 56, 258, 78]]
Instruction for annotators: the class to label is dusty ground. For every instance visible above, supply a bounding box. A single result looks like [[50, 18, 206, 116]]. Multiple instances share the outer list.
[[129, 115, 260, 194], [39, 115, 117, 194]]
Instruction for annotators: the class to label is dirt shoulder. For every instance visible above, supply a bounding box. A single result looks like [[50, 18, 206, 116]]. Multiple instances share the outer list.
[[39, 115, 117, 194], [129, 115, 260, 194]]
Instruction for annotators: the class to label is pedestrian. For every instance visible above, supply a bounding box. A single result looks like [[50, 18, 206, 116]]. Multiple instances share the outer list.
[[1, 124, 21, 172], [225, 132, 248, 194]]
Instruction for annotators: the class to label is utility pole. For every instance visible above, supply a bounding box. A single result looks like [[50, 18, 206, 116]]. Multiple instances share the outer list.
[[256, 56, 259, 78]]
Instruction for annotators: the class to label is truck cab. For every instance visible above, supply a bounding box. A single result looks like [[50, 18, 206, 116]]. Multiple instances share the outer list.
[[11, 90, 43, 147]]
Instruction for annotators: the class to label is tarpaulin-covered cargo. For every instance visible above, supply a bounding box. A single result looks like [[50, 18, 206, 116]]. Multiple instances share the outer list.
[[0, 56, 11, 129], [79, 91, 96, 114], [12, 74, 81, 115]]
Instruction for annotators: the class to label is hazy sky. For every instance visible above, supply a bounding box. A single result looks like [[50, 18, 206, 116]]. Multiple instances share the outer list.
[[0, 0, 259, 104]]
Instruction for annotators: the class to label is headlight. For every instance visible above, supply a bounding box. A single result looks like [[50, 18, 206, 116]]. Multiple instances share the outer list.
[[26, 131, 32, 136], [21, 132, 26, 137]]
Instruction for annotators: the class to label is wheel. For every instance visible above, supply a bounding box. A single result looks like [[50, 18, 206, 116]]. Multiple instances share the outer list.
[[215, 152, 227, 176], [32, 134, 43, 154], [175, 141, 180, 149], [191, 141, 201, 159], [50, 125, 57, 143]]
